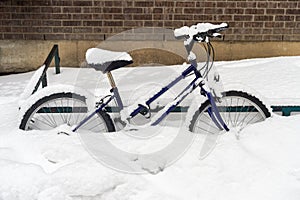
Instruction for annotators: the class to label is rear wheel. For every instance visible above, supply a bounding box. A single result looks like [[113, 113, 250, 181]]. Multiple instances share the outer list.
[[19, 92, 115, 132], [189, 90, 270, 134]]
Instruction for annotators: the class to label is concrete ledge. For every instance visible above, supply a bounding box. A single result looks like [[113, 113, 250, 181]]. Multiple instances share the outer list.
[[1, 40, 300, 74]]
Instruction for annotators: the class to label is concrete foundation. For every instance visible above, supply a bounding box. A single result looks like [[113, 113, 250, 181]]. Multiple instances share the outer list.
[[0, 40, 300, 74]]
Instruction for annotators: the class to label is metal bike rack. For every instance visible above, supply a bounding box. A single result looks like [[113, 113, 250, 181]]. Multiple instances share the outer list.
[[32, 44, 60, 95], [271, 106, 300, 116]]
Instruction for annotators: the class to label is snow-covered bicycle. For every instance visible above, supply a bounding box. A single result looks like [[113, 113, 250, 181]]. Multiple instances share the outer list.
[[19, 23, 271, 136]]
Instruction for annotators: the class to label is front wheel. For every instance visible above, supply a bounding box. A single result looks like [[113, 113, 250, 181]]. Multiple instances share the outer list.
[[19, 92, 115, 132], [189, 90, 271, 134]]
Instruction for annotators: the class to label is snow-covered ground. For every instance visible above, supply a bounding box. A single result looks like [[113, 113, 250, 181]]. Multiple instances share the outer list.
[[0, 56, 300, 200]]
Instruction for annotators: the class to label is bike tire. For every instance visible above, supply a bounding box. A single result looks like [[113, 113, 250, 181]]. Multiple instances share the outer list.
[[19, 92, 115, 132], [189, 90, 271, 134]]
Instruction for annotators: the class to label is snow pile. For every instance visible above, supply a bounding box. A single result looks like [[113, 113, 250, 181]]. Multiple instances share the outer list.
[[0, 116, 299, 199], [0, 56, 300, 199], [19, 65, 45, 101]]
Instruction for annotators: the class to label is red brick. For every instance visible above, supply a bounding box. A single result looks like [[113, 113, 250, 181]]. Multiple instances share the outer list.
[[234, 15, 253, 21], [52, 0, 72, 6], [153, 8, 163, 13], [204, 8, 223, 15], [135, 1, 154, 7], [184, 8, 204, 14], [266, 9, 285, 15], [0, 0, 11, 6], [84, 34, 105, 40], [244, 22, 264, 28], [10, 0, 29, 6], [63, 21, 82, 26], [1, 19, 21, 26], [224, 9, 244, 15], [0, 13, 10, 19], [114, 14, 132, 20], [277, 2, 298, 9], [0, 26, 11, 32], [103, 8, 123, 13], [217, 15, 233, 22], [82, 8, 94, 13], [4, 33, 24, 39], [153, 14, 164, 20], [286, 9, 300, 15], [41, 20, 61, 26], [257, 2, 268, 8], [41, 7, 61, 13], [196, 2, 216, 7], [64, 34, 84, 40], [155, 1, 174, 7], [124, 8, 143, 14], [164, 21, 184, 28], [103, 14, 113, 20], [263, 35, 282, 41], [45, 34, 65, 40], [174, 14, 193, 21], [133, 14, 152, 20], [144, 21, 164, 27], [275, 16, 295, 21], [73, 1, 92, 6], [104, 21, 123, 26], [53, 27, 72, 33], [252, 29, 262, 34], [245, 9, 265, 15], [293, 29, 300, 34], [216, 2, 236, 8], [264, 22, 284, 28], [94, 27, 111, 33], [72, 14, 93, 20], [63, 7, 81, 13], [285, 22, 298, 28], [254, 16, 274, 21], [262, 29, 272, 34], [244, 35, 263, 41], [73, 27, 93, 33], [35, 27, 52, 33], [83, 21, 102, 26], [24, 34, 44, 40], [273, 28, 293, 34], [52, 14, 72, 20], [22, 20, 40, 26], [124, 20, 143, 27], [283, 35, 300, 41], [19, 7, 41, 13], [176, 2, 195, 7], [233, 28, 252, 34], [237, 2, 257, 8]]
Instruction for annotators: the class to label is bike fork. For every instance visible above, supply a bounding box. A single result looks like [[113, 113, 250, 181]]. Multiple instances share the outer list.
[[205, 91, 230, 132]]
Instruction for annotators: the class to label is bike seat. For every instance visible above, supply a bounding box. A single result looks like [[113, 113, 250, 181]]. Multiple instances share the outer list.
[[86, 48, 133, 73]]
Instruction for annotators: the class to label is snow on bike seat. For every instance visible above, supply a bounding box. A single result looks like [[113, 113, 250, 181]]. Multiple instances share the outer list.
[[86, 48, 133, 73]]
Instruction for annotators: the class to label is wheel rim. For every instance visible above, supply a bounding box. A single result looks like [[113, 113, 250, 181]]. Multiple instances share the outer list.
[[24, 97, 108, 132], [192, 95, 267, 134]]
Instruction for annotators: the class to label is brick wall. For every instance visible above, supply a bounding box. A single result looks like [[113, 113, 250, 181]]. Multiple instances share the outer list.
[[1, 0, 300, 42]]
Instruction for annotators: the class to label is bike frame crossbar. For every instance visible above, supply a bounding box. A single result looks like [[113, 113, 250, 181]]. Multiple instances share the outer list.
[[72, 63, 229, 132]]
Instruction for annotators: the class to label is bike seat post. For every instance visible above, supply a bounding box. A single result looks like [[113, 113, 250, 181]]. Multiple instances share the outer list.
[[107, 71, 116, 88]]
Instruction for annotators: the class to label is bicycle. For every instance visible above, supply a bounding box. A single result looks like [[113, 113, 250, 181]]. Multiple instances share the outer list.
[[19, 23, 271, 136]]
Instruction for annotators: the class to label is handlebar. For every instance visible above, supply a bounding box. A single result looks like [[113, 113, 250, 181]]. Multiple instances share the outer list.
[[174, 22, 229, 42], [174, 23, 229, 78]]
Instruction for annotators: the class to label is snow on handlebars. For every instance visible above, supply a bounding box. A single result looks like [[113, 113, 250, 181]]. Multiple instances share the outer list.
[[174, 22, 229, 42]]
